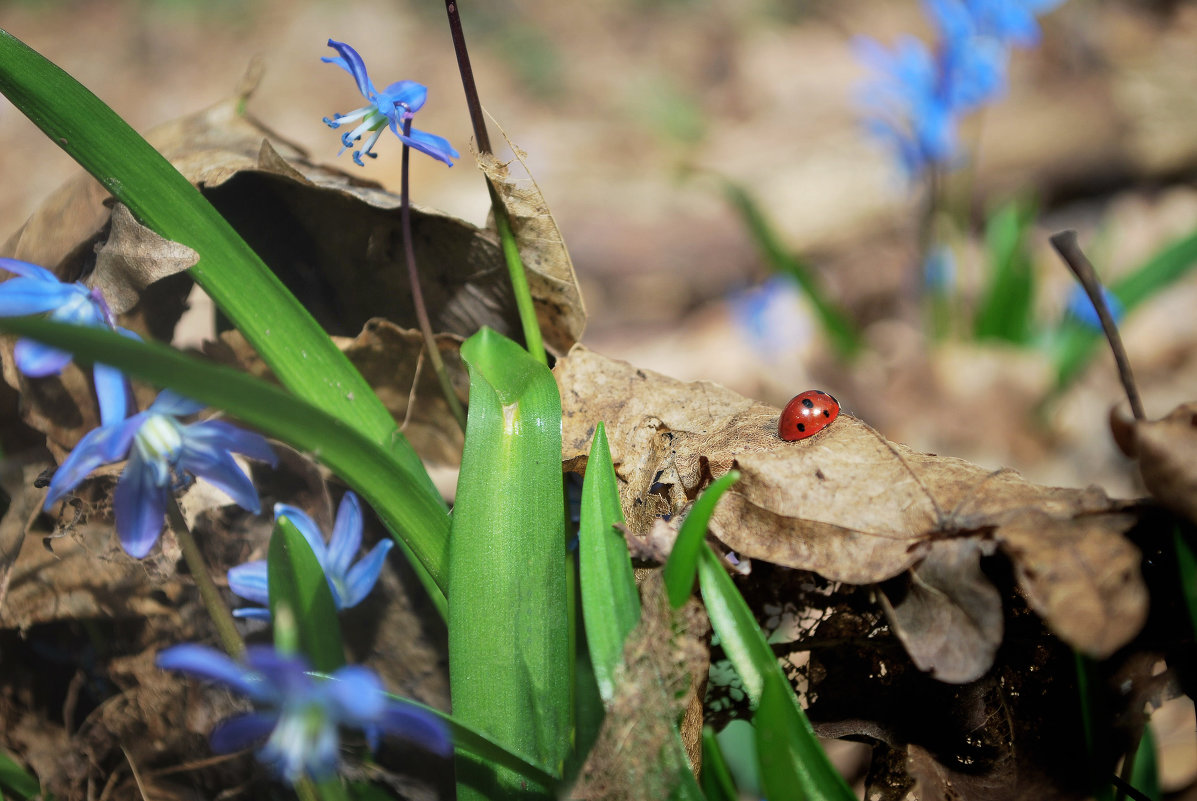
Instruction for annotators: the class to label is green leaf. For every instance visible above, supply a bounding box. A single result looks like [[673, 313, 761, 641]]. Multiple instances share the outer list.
[[0, 317, 450, 609], [720, 179, 862, 360], [1175, 526, 1197, 643], [448, 327, 569, 800], [0, 750, 41, 799], [268, 517, 344, 673], [701, 727, 740, 801], [0, 29, 439, 504], [974, 199, 1036, 344], [1129, 722, 1161, 801], [697, 545, 854, 801], [578, 422, 640, 702], [663, 471, 740, 609], [381, 692, 558, 791]]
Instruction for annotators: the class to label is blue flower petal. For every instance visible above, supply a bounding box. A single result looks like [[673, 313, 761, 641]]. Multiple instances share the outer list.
[[45, 414, 145, 507], [232, 606, 274, 620], [326, 492, 363, 579], [378, 80, 427, 115], [381, 702, 452, 757], [0, 258, 61, 283], [393, 126, 460, 167], [227, 559, 270, 607], [327, 664, 385, 724], [148, 389, 206, 417], [342, 539, 393, 608], [93, 363, 131, 426], [13, 338, 73, 377], [157, 643, 268, 700], [114, 449, 170, 558], [324, 39, 379, 100], [243, 647, 314, 697], [184, 419, 278, 467], [0, 277, 80, 316], [273, 503, 330, 563], [209, 711, 279, 753], [178, 446, 261, 514]]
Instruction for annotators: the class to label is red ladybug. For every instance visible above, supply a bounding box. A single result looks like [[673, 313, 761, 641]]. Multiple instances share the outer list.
[[779, 390, 840, 441]]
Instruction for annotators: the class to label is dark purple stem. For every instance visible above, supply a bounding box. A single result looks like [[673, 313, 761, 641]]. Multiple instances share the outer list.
[[401, 117, 467, 432], [444, 0, 492, 155]]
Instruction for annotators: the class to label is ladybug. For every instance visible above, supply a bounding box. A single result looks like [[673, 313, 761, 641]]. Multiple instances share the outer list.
[[779, 390, 840, 441]]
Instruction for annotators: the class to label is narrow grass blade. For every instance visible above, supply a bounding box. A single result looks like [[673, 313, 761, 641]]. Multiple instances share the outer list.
[[0, 317, 449, 604], [1175, 527, 1197, 641], [697, 545, 854, 801], [663, 471, 739, 609], [578, 422, 640, 702], [974, 200, 1035, 344], [1128, 723, 1161, 801], [449, 328, 569, 799], [701, 728, 740, 801], [720, 179, 862, 359], [268, 518, 344, 673], [0, 30, 438, 504]]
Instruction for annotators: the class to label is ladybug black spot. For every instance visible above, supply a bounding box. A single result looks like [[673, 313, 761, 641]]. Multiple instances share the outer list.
[[802, 398, 814, 409], [796, 423, 806, 432], [822, 410, 830, 417]]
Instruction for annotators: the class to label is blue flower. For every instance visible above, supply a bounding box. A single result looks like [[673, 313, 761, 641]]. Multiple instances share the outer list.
[[44, 390, 277, 558], [1066, 284, 1122, 330], [227, 491, 393, 620], [959, 0, 1065, 47], [157, 644, 451, 782], [0, 258, 135, 425], [321, 39, 460, 168]]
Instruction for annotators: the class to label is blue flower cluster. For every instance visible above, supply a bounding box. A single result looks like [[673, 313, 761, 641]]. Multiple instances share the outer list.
[[856, 0, 1065, 177], [0, 40, 455, 785]]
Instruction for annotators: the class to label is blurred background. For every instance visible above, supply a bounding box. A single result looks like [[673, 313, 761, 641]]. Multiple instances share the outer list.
[[3, 0, 1197, 503]]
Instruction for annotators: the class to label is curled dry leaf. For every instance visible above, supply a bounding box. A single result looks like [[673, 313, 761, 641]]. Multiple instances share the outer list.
[[91, 203, 198, 316], [477, 148, 586, 354], [556, 345, 1148, 671], [1119, 400, 1197, 524]]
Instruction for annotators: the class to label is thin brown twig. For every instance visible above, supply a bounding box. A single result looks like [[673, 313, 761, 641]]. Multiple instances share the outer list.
[[1049, 230, 1145, 421]]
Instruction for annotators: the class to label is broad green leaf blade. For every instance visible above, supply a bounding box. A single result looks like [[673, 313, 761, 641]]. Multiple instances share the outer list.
[[0, 317, 449, 604], [697, 546, 854, 801], [756, 671, 808, 801], [0, 749, 41, 799], [663, 471, 740, 609], [1129, 722, 1161, 801], [268, 518, 344, 673], [449, 327, 569, 800], [0, 30, 439, 504], [701, 727, 740, 801], [578, 422, 640, 702]]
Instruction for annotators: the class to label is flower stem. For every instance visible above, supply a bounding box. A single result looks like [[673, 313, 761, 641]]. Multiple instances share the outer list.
[[443, 0, 548, 365], [167, 497, 245, 658], [401, 119, 468, 433]]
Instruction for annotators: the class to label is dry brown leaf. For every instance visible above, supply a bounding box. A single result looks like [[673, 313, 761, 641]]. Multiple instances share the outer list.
[[878, 538, 1003, 684], [555, 345, 1148, 666], [1124, 401, 1197, 523], [478, 148, 586, 354], [571, 571, 708, 800], [91, 203, 198, 316]]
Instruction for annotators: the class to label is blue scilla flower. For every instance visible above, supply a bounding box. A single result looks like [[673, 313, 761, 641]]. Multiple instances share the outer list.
[[157, 644, 451, 782], [958, 0, 1066, 47], [44, 390, 277, 558], [227, 491, 393, 620], [321, 39, 459, 168], [0, 258, 135, 426], [1066, 284, 1122, 331]]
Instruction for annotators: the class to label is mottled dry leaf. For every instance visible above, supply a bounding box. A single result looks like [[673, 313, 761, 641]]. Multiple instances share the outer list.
[[555, 345, 1148, 664], [477, 148, 586, 354], [571, 571, 708, 799], [879, 539, 1003, 684]]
